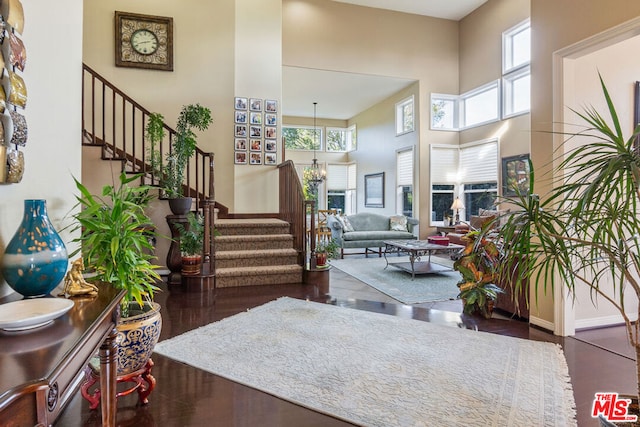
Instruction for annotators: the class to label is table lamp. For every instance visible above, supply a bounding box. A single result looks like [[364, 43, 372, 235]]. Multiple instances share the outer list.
[[451, 198, 465, 224]]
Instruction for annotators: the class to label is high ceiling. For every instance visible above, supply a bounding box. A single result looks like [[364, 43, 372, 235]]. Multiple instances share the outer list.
[[331, 0, 487, 21], [283, 0, 487, 120]]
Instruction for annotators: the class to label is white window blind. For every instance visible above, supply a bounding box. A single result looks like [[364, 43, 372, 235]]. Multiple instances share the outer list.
[[327, 164, 347, 190], [347, 163, 357, 190], [430, 146, 459, 184], [459, 141, 498, 183], [397, 149, 413, 186]]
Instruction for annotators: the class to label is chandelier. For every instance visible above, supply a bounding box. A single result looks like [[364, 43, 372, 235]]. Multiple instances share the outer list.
[[307, 102, 325, 192]]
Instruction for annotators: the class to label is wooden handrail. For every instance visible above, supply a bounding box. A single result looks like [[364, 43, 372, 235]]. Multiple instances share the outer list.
[[278, 160, 307, 266], [81, 63, 214, 211]]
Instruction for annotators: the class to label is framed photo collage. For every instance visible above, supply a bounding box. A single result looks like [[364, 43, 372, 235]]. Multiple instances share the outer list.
[[234, 97, 278, 166]]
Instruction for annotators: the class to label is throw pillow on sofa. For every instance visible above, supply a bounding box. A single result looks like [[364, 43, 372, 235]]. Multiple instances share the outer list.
[[389, 215, 408, 231], [335, 215, 355, 232], [470, 214, 496, 230]]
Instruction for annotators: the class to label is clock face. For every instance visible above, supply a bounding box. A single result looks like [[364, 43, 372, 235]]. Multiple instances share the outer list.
[[131, 29, 158, 55]]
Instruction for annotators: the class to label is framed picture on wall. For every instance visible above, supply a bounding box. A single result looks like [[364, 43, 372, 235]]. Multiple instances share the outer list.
[[264, 153, 277, 165], [265, 99, 277, 112], [235, 97, 248, 110], [501, 154, 530, 196], [364, 172, 384, 208], [235, 151, 247, 165]]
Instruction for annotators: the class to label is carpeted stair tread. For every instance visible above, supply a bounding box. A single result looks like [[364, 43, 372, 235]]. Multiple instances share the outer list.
[[216, 264, 303, 277], [215, 234, 293, 242], [216, 248, 297, 259]]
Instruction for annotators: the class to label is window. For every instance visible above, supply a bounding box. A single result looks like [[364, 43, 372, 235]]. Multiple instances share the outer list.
[[282, 125, 322, 151], [430, 140, 498, 225], [430, 146, 459, 225], [502, 19, 530, 118], [431, 94, 458, 131], [396, 148, 414, 216], [503, 19, 531, 73], [326, 164, 348, 213], [326, 125, 357, 152], [459, 140, 499, 220], [395, 96, 414, 135], [460, 80, 500, 128]]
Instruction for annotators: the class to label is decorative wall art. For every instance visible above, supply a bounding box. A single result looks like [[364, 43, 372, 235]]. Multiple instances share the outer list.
[[233, 97, 278, 166], [501, 154, 530, 196], [0, 0, 27, 184], [115, 11, 173, 71], [365, 172, 385, 208]]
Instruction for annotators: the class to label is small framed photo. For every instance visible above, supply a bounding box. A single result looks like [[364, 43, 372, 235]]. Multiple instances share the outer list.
[[235, 138, 247, 150], [250, 126, 262, 138], [250, 112, 262, 125], [234, 151, 247, 164], [250, 98, 262, 111], [235, 110, 247, 124], [265, 140, 277, 152], [235, 124, 247, 137], [250, 152, 262, 165], [265, 113, 277, 126], [265, 126, 277, 139], [250, 139, 262, 151], [264, 153, 277, 165], [502, 154, 530, 196], [265, 99, 277, 113], [235, 97, 248, 110]]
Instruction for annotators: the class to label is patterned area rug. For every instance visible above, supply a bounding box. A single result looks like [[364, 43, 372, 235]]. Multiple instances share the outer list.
[[155, 298, 576, 427], [329, 255, 460, 304]]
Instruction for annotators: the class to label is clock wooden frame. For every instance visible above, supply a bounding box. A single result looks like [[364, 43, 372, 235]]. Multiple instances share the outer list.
[[115, 11, 173, 71]]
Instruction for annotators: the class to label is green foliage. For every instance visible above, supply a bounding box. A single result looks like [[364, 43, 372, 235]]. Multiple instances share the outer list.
[[70, 172, 161, 316], [174, 212, 204, 256], [315, 238, 340, 260], [164, 104, 213, 198], [498, 74, 640, 400], [282, 127, 319, 150], [453, 229, 504, 318], [145, 113, 165, 182]]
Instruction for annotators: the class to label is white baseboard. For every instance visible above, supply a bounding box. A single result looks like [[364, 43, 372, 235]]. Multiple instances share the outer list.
[[575, 313, 638, 331], [529, 315, 554, 333]]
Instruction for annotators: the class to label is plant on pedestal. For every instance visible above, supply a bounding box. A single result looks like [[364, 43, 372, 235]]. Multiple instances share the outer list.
[[174, 212, 204, 276]]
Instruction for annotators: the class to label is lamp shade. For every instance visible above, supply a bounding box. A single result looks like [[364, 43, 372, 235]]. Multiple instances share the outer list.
[[451, 198, 465, 210]]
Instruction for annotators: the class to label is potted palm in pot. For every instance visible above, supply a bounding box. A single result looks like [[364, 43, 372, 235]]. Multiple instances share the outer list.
[[497, 75, 640, 418], [174, 212, 204, 276], [70, 172, 162, 376], [164, 104, 213, 214]]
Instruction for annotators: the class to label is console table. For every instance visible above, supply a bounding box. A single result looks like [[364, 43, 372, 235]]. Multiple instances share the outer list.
[[0, 284, 124, 427]]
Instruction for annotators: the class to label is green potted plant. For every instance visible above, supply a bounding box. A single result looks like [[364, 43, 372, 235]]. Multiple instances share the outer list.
[[70, 172, 162, 375], [497, 75, 640, 409], [453, 229, 504, 318], [145, 112, 165, 185], [315, 238, 340, 266], [174, 212, 204, 276], [164, 104, 213, 214]]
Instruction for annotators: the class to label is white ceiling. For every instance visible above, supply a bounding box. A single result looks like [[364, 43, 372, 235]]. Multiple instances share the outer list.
[[282, 0, 488, 120], [331, 0, 487, 21], [283, 67, 415, 120]]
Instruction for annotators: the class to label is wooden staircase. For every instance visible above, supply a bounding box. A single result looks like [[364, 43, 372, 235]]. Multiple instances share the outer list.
[[215, 219, 303, 287]]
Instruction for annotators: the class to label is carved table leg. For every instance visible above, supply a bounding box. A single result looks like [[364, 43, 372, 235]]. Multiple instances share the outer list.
[[99, 325, 118, 427]]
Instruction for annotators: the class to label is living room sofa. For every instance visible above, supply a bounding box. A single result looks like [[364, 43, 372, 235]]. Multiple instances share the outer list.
[[327, 212, 418, 258]]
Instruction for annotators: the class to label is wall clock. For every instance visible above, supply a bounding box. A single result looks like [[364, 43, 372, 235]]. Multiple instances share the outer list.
[[115, 11, 173, 71]]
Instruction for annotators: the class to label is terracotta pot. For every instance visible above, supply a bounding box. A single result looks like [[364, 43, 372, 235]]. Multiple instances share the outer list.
[[316, 252, 327, 266], [181, 254, 202, 276]]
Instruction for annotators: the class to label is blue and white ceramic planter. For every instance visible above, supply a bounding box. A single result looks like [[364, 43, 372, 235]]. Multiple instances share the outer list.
[[116, 302, 162, 375], [1, 199, 68, 297]]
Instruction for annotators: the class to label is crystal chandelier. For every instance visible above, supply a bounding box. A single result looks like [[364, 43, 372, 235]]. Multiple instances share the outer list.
[[307, 102, 325, 193]]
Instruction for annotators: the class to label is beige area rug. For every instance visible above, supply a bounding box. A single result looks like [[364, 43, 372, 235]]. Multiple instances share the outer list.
[[154, 297, 576, 427]]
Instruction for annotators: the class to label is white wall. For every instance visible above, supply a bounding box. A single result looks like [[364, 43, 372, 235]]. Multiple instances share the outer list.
[[0, 0, 84, 297], [566, 34, 640, 328]]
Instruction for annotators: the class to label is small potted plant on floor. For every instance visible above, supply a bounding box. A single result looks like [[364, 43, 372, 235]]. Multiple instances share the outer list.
[[174, 212, 204, 276], [70, 172, 162, 375], [453, 229, 504, 318], [315, 239, 340, 267]]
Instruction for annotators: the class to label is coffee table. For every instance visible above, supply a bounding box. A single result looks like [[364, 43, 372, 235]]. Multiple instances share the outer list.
[[383, 240, 464, 279]]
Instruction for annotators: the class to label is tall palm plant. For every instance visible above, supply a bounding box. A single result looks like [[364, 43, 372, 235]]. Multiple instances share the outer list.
[[498, 75, 640, 405]]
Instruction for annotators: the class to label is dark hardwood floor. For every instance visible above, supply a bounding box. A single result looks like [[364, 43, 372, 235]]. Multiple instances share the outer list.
[[55, 266, 635, 426]]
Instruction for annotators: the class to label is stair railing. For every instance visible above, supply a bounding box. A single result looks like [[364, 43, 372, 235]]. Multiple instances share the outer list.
[[278, 160, 307, 266], [81, 63, 214, 211]]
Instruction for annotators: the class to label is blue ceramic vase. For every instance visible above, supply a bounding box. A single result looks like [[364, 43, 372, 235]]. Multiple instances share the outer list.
[[1, 199, 69, 297]]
